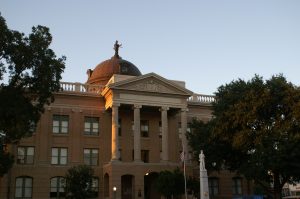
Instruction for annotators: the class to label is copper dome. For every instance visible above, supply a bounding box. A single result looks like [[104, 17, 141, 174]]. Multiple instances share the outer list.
[[86, 41, 142, 85]]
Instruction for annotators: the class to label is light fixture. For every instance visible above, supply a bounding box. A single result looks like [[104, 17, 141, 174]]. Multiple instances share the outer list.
[[113, 186, 117, 191], [145, 172, 149, 176]]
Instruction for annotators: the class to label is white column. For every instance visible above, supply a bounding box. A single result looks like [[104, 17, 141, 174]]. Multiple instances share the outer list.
[[134, 104, 142, 162], [160, 106, 169, 162], [181, 108, 188, 162], [111, 103, 120, 161]]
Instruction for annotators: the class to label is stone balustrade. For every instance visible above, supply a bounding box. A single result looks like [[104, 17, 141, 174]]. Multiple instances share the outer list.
[[60, 82, 104, 94], [59, 82, 215, 104], [188, 94, 215, 104]]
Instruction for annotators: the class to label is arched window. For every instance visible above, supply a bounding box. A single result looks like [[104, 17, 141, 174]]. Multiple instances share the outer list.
[[208, 177, 219, 196], [232, 177, 243, 195], [50, 177, 65, 198], [15, 176, 33, 199], [90, 177, 99, 198]]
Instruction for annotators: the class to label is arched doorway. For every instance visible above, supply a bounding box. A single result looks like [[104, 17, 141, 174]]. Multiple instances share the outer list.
[[144, 172, 160, 199], [121, 175, 135, 199]]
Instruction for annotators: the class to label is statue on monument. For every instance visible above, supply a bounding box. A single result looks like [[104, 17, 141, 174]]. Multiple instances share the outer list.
[[199, 150, 209, 199], [114, 40, 122, 58]]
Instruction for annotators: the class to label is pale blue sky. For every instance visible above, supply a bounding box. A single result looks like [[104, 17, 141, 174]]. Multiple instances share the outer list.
[[1, 0, 300, 95]]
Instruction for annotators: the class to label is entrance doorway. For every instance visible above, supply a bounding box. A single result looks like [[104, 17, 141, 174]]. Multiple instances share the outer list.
[[121, 175, 135, 199], [144, 172, 161, 199]]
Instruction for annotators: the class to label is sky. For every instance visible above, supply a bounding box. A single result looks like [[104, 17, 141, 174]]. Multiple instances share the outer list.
[[1, 0, 300, 95]]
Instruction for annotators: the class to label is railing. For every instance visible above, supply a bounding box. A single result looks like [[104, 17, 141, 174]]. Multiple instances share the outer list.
[[188, 94, 215, 104], [60, 82, 104, 94], [59, 82, 216, 104]]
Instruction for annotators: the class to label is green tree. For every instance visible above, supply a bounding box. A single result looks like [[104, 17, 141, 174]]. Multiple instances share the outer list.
[[187, 75, 300, 199], [187, 177, 200, 198], [156, 168, 185, 199], [65, 165, 95, 199], [0, 13, 65, 176]]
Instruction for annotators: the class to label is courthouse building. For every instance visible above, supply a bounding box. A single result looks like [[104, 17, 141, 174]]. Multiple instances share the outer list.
[[0, 42, 253, 199]]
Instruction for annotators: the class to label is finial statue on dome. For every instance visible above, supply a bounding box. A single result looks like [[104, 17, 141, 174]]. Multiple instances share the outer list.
[[113, 40, 122, 58]]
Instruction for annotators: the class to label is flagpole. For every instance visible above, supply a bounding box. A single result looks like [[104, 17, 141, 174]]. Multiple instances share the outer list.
[[183, 148, 188, 199]]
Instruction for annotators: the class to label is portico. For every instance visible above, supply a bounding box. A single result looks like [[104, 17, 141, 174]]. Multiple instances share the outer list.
[[101, 72, 192, 199]]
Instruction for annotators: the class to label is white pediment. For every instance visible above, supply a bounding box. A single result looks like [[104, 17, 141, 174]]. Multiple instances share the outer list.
[[107, 73, 193, 96]]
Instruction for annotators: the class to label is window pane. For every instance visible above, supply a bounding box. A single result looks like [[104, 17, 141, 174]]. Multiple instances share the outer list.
[[51, 178, 57, 189], [84, 122, 90, 131], [15, 188, 22, 197], [60, 149, 67, 156], [18, 147, 25, 156], [93, 122, 98, 129], [59, 178, 66, 187], [60, 157, 67, 165], [52, 157, 58, 164], [24, 187, 32, 197], [27, 155, 34, 164], [92, 158, 98, 165], [61, 128, 68, 133], [53, 121, 59, 127], [84, 157, 90, 165], [25, 178, 32, 187], [53, 121, 59, 133], [233, 178, 242, 195], [61, 121, 68, 127], [27, 147, 34, 155], [92, 127, 98, 134], [84, 149, 90, 154], [53, 126, 59, 133], [52, 148, 58, 156], [17, 148, 25, 164], [92, 178, 99, 187], [16, 178, 23, 188], [92, 149, 98, 154]]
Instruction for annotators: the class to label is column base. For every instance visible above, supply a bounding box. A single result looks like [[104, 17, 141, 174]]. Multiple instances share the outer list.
[[134, 159, 144, 163], [110, 159, 120, 164]]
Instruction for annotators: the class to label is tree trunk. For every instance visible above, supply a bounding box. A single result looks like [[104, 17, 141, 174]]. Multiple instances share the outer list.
[[272, 172, 282, 199]]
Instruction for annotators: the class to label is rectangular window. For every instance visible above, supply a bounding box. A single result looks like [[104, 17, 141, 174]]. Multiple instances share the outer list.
[[53, 115, 69, 134], [232, 177, 242, 195], [51, 148, 67, 165], [17, 146, 34, 164], [141, 120, 149, 137], [209, 177, 219, 196], [84, 149, 99, 166], [84, 117, 99, 135], [15, 177, 33, 198], [50, 177, 65, 198], [141, 150, 149, 163]]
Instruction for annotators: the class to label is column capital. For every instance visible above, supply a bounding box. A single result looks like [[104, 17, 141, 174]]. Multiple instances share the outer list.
[[181, 107, 189, 112], [112, 102, 120, 108], [159, 106, 169, 112], [133, 104, 142, 109]]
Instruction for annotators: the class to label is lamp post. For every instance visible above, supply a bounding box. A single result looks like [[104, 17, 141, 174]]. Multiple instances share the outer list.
[[113, 186, 117, 199]]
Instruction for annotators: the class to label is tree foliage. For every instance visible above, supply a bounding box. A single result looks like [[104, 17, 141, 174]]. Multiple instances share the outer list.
[[156, 168, 185, 199], [0, 13, 65, 176], [64, 165, 95, 199], [187, 75, 300, 199]]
